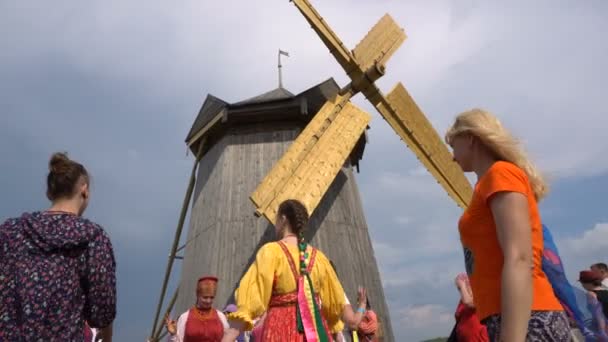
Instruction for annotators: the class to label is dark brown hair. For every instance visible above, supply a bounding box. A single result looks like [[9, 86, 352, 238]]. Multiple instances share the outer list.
[[581, 278, 603, 287], [277, 199, 309, 236], [592, 263, 608, 272], [46, 152, 89, 201]]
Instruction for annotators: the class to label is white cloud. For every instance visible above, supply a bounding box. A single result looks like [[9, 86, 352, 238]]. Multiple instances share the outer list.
[[554, 223, 608, 284], [399, 304, 453, 329], [561, 223, 608, 256], [5, 0, 606, 186], [373, 241, 408, 268], [394, 215, 412, 225], [394, 303, 456, 340], [3, 0, 606, 178], [375, 171, 448, 200]]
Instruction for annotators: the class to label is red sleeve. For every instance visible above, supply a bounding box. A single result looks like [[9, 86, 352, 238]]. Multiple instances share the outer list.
[[478, 161, 529, 205], [455, 305, 489, 342], [454, 301, 467, 319]]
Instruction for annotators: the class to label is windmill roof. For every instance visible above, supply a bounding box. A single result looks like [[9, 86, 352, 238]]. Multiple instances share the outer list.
[[185, 78, 343, 145], [185, 94, 228, 143], [231, 87, 295, 107], [185, 78, 367, 168]]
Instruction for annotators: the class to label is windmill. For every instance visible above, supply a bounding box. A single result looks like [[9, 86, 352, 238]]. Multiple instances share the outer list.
[[252, 0, 473, 224], [149, 1, 473, 341]]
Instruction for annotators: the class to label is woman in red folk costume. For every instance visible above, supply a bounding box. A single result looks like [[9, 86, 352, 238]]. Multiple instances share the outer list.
[[352, 301, 380, 342], [165, 276, 228, 342]]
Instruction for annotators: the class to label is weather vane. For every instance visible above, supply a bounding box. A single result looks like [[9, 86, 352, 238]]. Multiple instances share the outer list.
[[278, 49, 289, 88]]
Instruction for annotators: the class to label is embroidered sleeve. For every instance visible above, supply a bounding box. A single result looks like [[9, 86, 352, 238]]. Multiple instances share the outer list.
[[316, 253, 346, 333], [227, 243, 278, 330]]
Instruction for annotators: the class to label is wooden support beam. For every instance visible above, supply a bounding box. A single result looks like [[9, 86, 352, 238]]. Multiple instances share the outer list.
[[149, 141, 205, 340]]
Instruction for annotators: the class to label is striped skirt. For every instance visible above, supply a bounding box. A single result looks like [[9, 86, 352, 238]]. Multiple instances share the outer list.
[[261, 291, 333, 342]]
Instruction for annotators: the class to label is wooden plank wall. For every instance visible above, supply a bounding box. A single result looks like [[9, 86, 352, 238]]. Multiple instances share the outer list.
[[174, 122, 394, 341]]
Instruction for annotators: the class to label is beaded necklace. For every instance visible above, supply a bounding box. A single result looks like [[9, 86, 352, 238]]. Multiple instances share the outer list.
[[298, 231, 309, 274], [192, 307, 215, 321]]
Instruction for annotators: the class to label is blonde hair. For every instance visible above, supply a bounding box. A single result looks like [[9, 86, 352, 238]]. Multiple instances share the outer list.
[[445, 108, 548, 201]]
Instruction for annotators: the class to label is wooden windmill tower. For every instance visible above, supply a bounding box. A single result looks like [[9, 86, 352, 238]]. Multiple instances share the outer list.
[[149, 1, 474, 341]]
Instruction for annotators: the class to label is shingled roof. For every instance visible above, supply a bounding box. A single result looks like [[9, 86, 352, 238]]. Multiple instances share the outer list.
[[185, 95, 228, 144], [231, 87, 294, 107]]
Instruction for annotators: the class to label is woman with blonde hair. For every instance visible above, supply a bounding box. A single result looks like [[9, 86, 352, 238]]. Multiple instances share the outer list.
[[445, 109, 570, 341]]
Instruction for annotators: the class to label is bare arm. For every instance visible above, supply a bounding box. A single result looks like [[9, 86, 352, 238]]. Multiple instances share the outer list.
[[490, 192, 533, 342], [341, 287, 367, 329], [222, 320, 245, 342], [455, 274, 475, 308]]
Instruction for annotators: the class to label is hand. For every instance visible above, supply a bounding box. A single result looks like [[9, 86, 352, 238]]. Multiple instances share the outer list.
[[95, 324, 113, 342], [356, 286, 367, 309], [221, 328, 241, 342], [455, 273, 471, 290], [165, 314, 177, 336], [455, 274, 474, 308]]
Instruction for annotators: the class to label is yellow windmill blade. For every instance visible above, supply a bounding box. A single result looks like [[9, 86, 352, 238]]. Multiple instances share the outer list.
[[352, 14, 407, 72], [376, 83, 473, 208], [251, 101, 371, 224], [289, 0, 471, 209], [250, 94, 347, 215], [291, 0, 356, 73]]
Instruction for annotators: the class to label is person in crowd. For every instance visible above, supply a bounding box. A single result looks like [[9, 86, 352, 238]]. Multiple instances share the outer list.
[[222, 199, 348, 341], [580, 270, 608, 318], [591, 263, 608, 289], [328, 260, 369, 340], [568, 284, 608, 341], [165, 276, 228, 342], [250, 312, 266, 342], [223, 304, 249, 342], [352, 300, 380, 342], [447, 273, 489, 342], [0, 152, 116, 341], [445, 109, 569, 341]]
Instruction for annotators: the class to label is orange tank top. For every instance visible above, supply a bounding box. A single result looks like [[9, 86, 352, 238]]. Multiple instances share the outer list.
[[458, 161, 563, 320]]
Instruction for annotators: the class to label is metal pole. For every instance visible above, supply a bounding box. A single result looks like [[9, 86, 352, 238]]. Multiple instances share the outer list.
[[278, 50, 283, 89], [153, 286, 180, 340], [148, 140, 205, 340], [158, 330, 169, 342], [278, 49, 289, 89]]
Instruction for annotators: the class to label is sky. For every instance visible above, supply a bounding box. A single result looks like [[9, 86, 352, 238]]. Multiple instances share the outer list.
[[1, 0, 607, 340]]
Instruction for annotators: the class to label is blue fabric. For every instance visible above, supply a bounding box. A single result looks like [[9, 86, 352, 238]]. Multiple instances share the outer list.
[[542, 224, 607, 341]]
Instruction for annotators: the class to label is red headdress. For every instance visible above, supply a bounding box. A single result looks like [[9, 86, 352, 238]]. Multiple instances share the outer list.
[[197, 276, 219, 297]]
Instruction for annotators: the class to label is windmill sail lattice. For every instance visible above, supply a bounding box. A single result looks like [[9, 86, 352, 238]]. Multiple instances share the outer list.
[[251, 95, 371, 223], [251, 0, 471, 221]]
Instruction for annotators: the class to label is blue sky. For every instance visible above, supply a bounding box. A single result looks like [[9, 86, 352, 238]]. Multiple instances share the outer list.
[[1, 0, 607, 341]]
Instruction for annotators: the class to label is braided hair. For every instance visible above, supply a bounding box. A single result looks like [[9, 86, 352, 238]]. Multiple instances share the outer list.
[[277, 199, 309, 274]]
